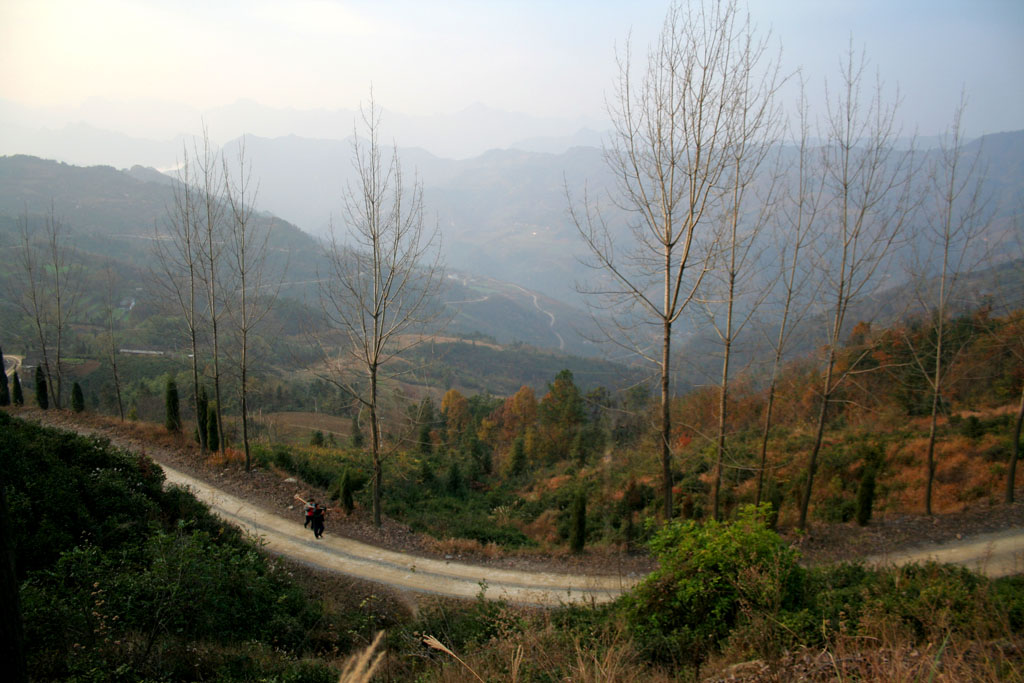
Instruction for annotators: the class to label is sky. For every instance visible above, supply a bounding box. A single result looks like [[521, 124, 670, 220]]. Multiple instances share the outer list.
[[1, 0, 1023, 148]]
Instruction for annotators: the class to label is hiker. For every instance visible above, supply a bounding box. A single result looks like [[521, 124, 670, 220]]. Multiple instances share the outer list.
[[311, 503, 326, 539], [294, 495, 316, 528]]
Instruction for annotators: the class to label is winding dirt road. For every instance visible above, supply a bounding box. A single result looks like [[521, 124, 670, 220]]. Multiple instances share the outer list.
[[865, 527, 1024, 578], [160, 463, 638, 606], [161, 458, 1024, 608], [19, 411, 1024, 605]]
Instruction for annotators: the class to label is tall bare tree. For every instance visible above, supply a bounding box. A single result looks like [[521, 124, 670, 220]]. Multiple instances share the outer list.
[[905, 97, 990, 514], [196, 128, 228, 451], [224, 137, 282, 472], [754, 82, 823, 506], [16, 203, 79, 410], [318, 97, 445, 526], [154, 144, 206, 450], [700, 36, 783, 520], [102, 263, 126, 421], [998, 207, 1024, 503], [570, 0, 776, 518], [797, 45, 918, 529]]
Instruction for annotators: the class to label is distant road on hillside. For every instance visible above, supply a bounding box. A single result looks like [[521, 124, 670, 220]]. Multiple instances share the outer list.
[[4, 354, 22, 379], [509, 284, 564, 351]]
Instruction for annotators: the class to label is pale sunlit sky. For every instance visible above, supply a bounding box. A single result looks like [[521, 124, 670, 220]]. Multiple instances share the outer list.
[[1, 0, 1022, 144]]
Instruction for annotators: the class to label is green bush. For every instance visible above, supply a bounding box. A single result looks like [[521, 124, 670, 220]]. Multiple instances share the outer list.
[[1, 412, 343, 681], [992, 575, 1024, 632], [625, 504, 803, 667], [962, 415, 984, 439]]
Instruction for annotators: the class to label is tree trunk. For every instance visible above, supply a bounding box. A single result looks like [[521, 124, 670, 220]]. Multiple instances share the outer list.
[[799, 354, 836, 529], [924, 387, 941, 515], [713, 333, 731, 521], [1008, 386, 1024, 504], [755, 380, 778, 506], [241, 338, 251, 471], [661, 314, 673, 520], [370, 364, 382, 527]]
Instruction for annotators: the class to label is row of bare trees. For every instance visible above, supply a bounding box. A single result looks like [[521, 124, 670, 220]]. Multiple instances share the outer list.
[[16, 203, 79, 411], [158, 102, 445, 530], [155, 129, 280, 471], [573, 0, 1008, 527]]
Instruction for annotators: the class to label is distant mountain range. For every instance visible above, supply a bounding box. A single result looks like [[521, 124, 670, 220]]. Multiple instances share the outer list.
[[0, 97, 607, 165], [2, 124, 1023, 389]]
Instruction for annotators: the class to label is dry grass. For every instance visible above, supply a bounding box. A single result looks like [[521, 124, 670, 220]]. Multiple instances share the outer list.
[[207, 446, 246, 467], [422, 536, 504, 560], [887, 434, 1006, 514], [402, 609, 674, 683], [337, 631, 385, 683]]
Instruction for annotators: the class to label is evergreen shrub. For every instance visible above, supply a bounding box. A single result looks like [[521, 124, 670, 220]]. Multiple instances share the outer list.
[[626, 504, 802, 667]]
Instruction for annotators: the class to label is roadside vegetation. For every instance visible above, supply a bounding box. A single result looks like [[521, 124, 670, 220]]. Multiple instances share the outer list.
[[3, 410, 1021, 680]]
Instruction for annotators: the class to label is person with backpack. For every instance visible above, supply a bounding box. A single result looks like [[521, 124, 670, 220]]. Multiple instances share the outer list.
[[294, 495, 316, 528], [311, 503, 326, 539]]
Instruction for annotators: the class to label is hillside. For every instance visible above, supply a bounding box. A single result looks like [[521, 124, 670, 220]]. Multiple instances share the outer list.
[[0, 154, 608, 357], [6, 405, 1023, 681]]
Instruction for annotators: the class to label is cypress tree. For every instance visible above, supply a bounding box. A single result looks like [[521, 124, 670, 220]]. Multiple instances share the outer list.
[[446, 461, 463, 497], [339, 469, 356, 515], [856, 465, 878, 527], [350, 414, 364, 448], [508, 436, 527, 477], [165, 377, 181, 432], [418, 421, 433, 455], [11, 372, 23, 407], [207, 404, 219, 452], [34, 367, 48, 410], [855, 444, 883, 527], [570, 489, 587, 554], [71, 382, 84, 413], [196, 385, 209, 449], [0, 347, 9, 406]]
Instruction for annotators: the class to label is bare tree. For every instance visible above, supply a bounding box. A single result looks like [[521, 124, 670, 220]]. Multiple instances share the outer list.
[[570, 0, 775, 518], [998, 207, 1024, 503], [196, 127, 228, 451], [699, 35, 783, 520], [102, 263, 126, 421], [903, 96, 990, 514], [797, 45, 918, 530], [224, 137, 282, 472], [754, 81, 823, 506], [318, 97, 445, 526], [16, 202, 79, 410], [154, 144, 206, 450]]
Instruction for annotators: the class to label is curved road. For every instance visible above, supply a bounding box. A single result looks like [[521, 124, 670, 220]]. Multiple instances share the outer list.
[[21, 413, 1024, 605], [161, 459, 1023, 608], [160, 463, 638, 606], [865, 527, 1024, 578]]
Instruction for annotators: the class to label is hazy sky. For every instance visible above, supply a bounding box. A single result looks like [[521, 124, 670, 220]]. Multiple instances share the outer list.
[[2, 0, 1022, 140]]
